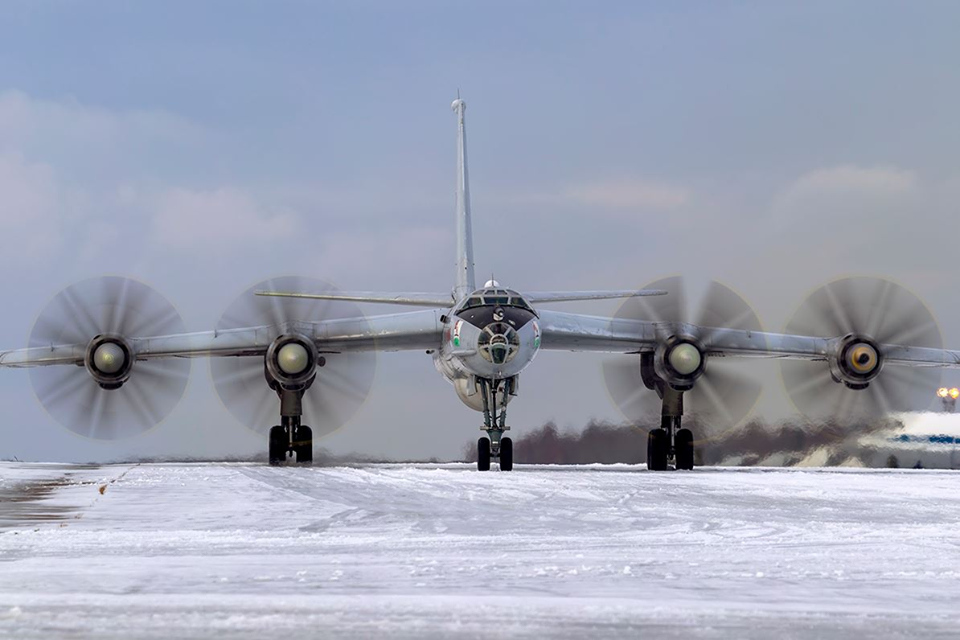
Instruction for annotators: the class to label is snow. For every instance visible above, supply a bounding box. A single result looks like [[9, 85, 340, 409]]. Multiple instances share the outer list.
[[2, 462, 960, 638]]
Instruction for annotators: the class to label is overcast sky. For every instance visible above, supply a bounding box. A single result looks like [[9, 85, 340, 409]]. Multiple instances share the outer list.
[[1, 1, 959, 462]]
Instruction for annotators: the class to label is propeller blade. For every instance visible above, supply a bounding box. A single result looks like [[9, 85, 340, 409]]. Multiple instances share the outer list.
[[603, 277, 763, 433], [210, 276, 377, 437], [781, 276, 942, 420], [686, 363, 763, 442], [601, 358, 658, 422], [614, 275, 687, 324], [695, 280, 763, 334], [28, 276, 189, 440]]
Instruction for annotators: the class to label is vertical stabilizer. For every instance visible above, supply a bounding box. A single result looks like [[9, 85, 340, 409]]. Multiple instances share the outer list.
[[452, 97, 476, 301]]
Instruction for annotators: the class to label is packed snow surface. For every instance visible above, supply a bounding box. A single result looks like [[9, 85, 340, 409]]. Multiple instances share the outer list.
[[2, 462, 960, 639]]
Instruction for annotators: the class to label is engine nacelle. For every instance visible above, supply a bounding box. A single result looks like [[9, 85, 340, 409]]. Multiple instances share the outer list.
[[85, 335, 134, 390], [829, 334, 883, 389], [265, 334, 319, 391], [653, 336, 706, 391]]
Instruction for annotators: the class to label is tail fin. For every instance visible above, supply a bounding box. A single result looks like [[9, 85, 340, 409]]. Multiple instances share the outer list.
[[452, 96, 476, 301]]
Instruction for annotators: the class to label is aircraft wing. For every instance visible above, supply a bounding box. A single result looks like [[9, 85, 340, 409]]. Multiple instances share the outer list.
[[0, 309, 443, 368], [255, 290, 454, 307], [537, 309, 960, 367], [255, 289, 669, 306], [524, 290, 667, 303]]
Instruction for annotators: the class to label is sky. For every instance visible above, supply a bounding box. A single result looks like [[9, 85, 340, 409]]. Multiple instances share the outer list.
[[1, 1, 959, 462]]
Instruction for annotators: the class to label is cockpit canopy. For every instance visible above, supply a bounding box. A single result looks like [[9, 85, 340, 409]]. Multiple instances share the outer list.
[[457, 288, 535, 314]]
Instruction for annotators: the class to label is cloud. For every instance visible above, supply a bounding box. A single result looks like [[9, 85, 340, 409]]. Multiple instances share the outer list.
[[0, 90, 204, 164], [314, 226, 451, 286], [0, 154, 63, 262], [150, 187, 298, 251], [740, 163, 960, 300], [498, 177, 691, 214], [773, 165, 917, 221], [563, 179, 690, 210]]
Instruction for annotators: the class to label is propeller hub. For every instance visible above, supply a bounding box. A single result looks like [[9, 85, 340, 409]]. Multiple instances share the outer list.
[[265, 334, 318, 390], [277, 343, 310, 375], [93, 342, 127, 374], [654, 337, 707, 390], [847, 343, 878, 374], [834, 335, 883, 383], [84, 335, 135, 388], [668, 342, 702, 376]]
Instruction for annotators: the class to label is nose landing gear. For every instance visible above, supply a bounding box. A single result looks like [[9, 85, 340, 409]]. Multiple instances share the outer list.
[[477, 377, 515, 471]]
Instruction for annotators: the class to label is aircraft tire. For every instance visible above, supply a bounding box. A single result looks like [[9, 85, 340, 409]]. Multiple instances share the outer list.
[[675, 428, 694, 470], [269, 425, 287, 466], [478, 437, 491, 471], [647, 428, 669, 471], [500, 437, 514, 471], [294, 425, 313, 465]]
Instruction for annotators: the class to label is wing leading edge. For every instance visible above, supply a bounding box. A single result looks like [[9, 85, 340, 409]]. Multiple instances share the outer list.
[[253, 289, 667, 306], [255, 291, 455, 307], [537, 309, 960, 368], [525, 290, 667, 303], [0, 309, 443, 368]]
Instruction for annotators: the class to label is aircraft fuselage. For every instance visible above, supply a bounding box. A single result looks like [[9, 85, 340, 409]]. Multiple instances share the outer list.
[[433, 286, 541, 411]]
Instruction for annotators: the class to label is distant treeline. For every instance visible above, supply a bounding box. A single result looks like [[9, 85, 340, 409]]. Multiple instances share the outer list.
[[462, 416, 906, 467]]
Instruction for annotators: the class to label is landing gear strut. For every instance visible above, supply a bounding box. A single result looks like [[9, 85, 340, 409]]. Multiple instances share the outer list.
[[476, 377, 515, 471], [647, 385, 695, 471], [268, 387, 313, 466]]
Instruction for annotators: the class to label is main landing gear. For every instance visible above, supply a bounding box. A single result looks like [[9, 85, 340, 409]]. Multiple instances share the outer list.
[[268, 387, 314, 466], [646, 385, 695, 471], [476, 377, 515, 471]]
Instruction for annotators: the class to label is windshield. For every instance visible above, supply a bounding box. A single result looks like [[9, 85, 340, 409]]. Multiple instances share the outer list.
[[457, 288, 535, 313]]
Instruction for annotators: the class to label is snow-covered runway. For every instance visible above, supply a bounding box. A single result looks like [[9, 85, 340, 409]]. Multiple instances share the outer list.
[[1, 462, 959, 639]]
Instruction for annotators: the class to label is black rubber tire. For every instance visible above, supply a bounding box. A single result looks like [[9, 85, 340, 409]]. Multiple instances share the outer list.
[[647, 428, 669, 471], [499, 437, 514, 471], [477, 437, 491, 471], [293, 425, 313, 465], [675, 428, 694, 471], [268, 425, 287, 466]]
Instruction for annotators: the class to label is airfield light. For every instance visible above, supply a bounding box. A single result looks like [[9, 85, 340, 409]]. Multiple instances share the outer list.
[[938, 387, 950, 398], [951, 388, 960, 400]]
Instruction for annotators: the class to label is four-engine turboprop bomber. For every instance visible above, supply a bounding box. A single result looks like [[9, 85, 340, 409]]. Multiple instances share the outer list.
[[3, 97, 960, 471]]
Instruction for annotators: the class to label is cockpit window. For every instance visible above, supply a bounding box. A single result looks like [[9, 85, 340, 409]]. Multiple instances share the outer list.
[[456, 288, 536, 315]]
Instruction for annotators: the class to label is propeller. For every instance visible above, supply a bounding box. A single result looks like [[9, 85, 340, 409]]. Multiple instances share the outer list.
[[781, 276, 942, 421], [28, 276, 190, 440], [602, 277, 764, 440], [211, 276, 377, 437]]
